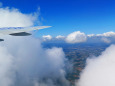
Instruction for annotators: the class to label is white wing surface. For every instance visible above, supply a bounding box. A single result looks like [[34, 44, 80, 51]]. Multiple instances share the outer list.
[[0, 26, 51, 35], [0, 26, 51, 41]]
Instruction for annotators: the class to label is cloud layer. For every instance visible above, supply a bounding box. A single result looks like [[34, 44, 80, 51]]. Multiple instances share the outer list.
[[43, 31, 115, 44]]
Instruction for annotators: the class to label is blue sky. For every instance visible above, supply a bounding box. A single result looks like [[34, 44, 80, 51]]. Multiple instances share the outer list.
[[1, 0, 115, 37]]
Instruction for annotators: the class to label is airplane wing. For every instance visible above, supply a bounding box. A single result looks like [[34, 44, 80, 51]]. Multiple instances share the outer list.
[[0, 26, 51, 36], [0, 26, 51, 41]]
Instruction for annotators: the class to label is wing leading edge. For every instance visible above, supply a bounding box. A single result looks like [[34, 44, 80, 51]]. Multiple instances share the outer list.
[[0, 26, 51, 35]]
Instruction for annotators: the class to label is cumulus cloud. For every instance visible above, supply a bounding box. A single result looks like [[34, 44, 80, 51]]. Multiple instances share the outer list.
[[86, 32, 115, 43], [87, 31, 115, 38], [96, 31, 115, 37], [41, 31, 115, 44], [43, 35, 52, 41], [0, 7, 38, 27], [76, 44, 115, 86], [65, 31, 87, 43], [56, 35, 65, 39], [0, 36, 70, 86], [87, 34, 95, 37]]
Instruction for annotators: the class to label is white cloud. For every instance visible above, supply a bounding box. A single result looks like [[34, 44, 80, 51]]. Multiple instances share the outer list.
[[0, 7, 38, 27], [0, 36, 70, 86], [96, 31, 115, 37], [0, 46, 14, 86], [43, 35, 52, 41], [87, 34, 95, 37], [87, 31, 115, 38], [101, 37, 111, 43], [41, 31, 115, 44], [76, 44, 115, 86], [56, 35, 65, 39], [65, 31, 87, 43]]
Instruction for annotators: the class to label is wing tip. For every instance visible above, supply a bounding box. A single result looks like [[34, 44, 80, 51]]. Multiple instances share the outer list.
[[41, 26, 52, 28], [35, 26, 52, 30]]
